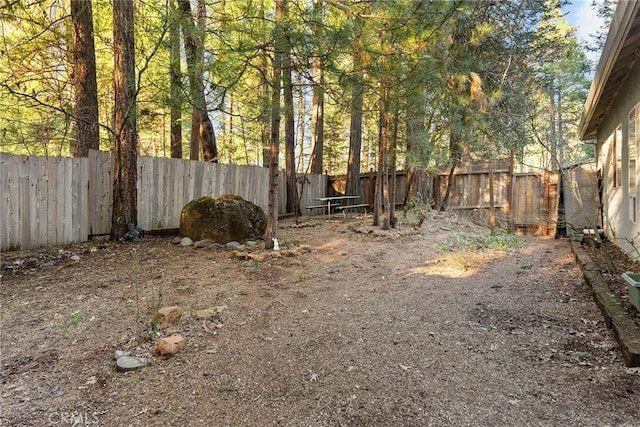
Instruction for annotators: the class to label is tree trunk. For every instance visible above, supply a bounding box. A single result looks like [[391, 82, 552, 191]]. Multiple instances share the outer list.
[[378, 79, 391, 230], [309, 0, 325, 175], [296, 77, 306, 173], [111, 0, 138, 240], [390, 109, 398, 228], [403, 97, 427, 204], [283, 38, 299, 216], [309, 59, 325, 175], [70, 0, 99, 157], [259, 0, 270, 166], [179, 0, 218, 162], [169, 0, 182, 159], [265, 0, 284, 250], [439, 131, 462, 212], [345, 24, 363, 198]]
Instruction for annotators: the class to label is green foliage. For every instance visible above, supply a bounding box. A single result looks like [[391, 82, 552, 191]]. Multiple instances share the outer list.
[[439, 232, 526, 252], [403, 193, 433, 227], [69, 310, 86, 325], [0, 0, 594, 177]]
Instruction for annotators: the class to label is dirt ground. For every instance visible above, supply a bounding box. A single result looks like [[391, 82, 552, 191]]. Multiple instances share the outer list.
[[1, 211, 639, 426]]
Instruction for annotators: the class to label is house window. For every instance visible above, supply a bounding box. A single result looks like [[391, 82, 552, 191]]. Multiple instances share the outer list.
[[614, 125, 622, 188], [630, 106, 638, 223]]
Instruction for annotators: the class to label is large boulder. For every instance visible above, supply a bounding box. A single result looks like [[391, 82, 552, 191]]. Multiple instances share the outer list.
[[179, 195, 266, 244]]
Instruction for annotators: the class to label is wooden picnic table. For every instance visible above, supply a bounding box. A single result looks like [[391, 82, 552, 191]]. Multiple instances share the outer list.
[[312, 195, 360, 219]]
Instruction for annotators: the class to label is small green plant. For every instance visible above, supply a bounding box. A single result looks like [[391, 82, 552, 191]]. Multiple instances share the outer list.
[[403, 194, 433, 227], [176, 281, 192, 291], [147, 284, 163, 339], [69, 310, 86, 325], [439, 232, 526, 252]]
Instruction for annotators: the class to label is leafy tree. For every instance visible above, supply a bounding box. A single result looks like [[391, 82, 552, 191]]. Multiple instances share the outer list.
[[587, 0, 617, 55], [0, 1, 74, 155], [527, 0, 592, 170]]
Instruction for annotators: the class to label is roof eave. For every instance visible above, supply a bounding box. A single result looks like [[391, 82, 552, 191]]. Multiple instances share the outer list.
[[578, 0, 640, 141]]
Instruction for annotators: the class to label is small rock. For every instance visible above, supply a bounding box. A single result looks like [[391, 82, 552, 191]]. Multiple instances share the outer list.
[[116, 356, 151, 372], [245, 240, 258, 247], [70, 255, 81, 261], [180, 237, 194, 246], [152, 335, 186, 360], [194, 239, 215, 249], [157, 306, 183, 328], [213, 243, 225, 249], [172, 237, 183, 244], [271, 251, 282, 259], [226, 241, 241, 249], [232, 250, 250, 260], [281, 249, 297, 257], [114, 350, 130, 360], [248, 253, 267, 262], [41, 261, 55, 269], [192, 309, 213, 319]]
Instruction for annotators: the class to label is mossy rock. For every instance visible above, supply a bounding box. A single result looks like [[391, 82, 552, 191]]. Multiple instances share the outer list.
[[179, 195, 266, 244]]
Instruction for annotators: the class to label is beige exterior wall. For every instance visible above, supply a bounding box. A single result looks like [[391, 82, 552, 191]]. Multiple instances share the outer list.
[[596, 59, 640, 259]]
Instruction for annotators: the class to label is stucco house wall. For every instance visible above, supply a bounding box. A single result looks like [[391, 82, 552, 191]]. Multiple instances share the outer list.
[[579, 0, 640, 260], [596, 58, 640, 257]]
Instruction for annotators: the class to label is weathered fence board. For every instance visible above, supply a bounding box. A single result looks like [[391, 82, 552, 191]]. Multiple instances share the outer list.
[[562, 162, 599, 231], [1, 153, 91, 250], [511, 172, 558, 236]]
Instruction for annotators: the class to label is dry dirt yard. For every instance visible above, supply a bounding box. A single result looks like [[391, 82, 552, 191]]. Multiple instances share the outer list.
[[1, 211, 639, 426]]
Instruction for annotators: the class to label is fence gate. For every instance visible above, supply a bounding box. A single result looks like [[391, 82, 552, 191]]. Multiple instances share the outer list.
[[512, 171, 558, 236]]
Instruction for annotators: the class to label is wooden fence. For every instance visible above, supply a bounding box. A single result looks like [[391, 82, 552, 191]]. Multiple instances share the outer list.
[[511, 171, 558, 236], [1, 153, 90, 250], [433, 159, 559, 236], [1, 150, 327, 250], [1, 151, 564, 251]]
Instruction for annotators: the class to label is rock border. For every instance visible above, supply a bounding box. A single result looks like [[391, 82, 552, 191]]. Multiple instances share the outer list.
[[571, 241, 640, 367]]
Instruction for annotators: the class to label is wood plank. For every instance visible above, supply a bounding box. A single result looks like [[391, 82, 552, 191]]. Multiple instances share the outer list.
[[176, 158, 187, 227], [165, 158, 176, 229], [46, 157, 58, 243], [79, 156, 89, 241], [64, 156, 73, 243], [19, 176, 31, 249], [24, 156, 36, 248], [95, 150, 112, 236], [0, 153, 8, 249], [2, 154, 21, 249], [35, 156, 48, 246], [151, 156, 161, 228], [54, 157, 64, 244], [138, 156, 148, 229], [70, 157, 79, 242]]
